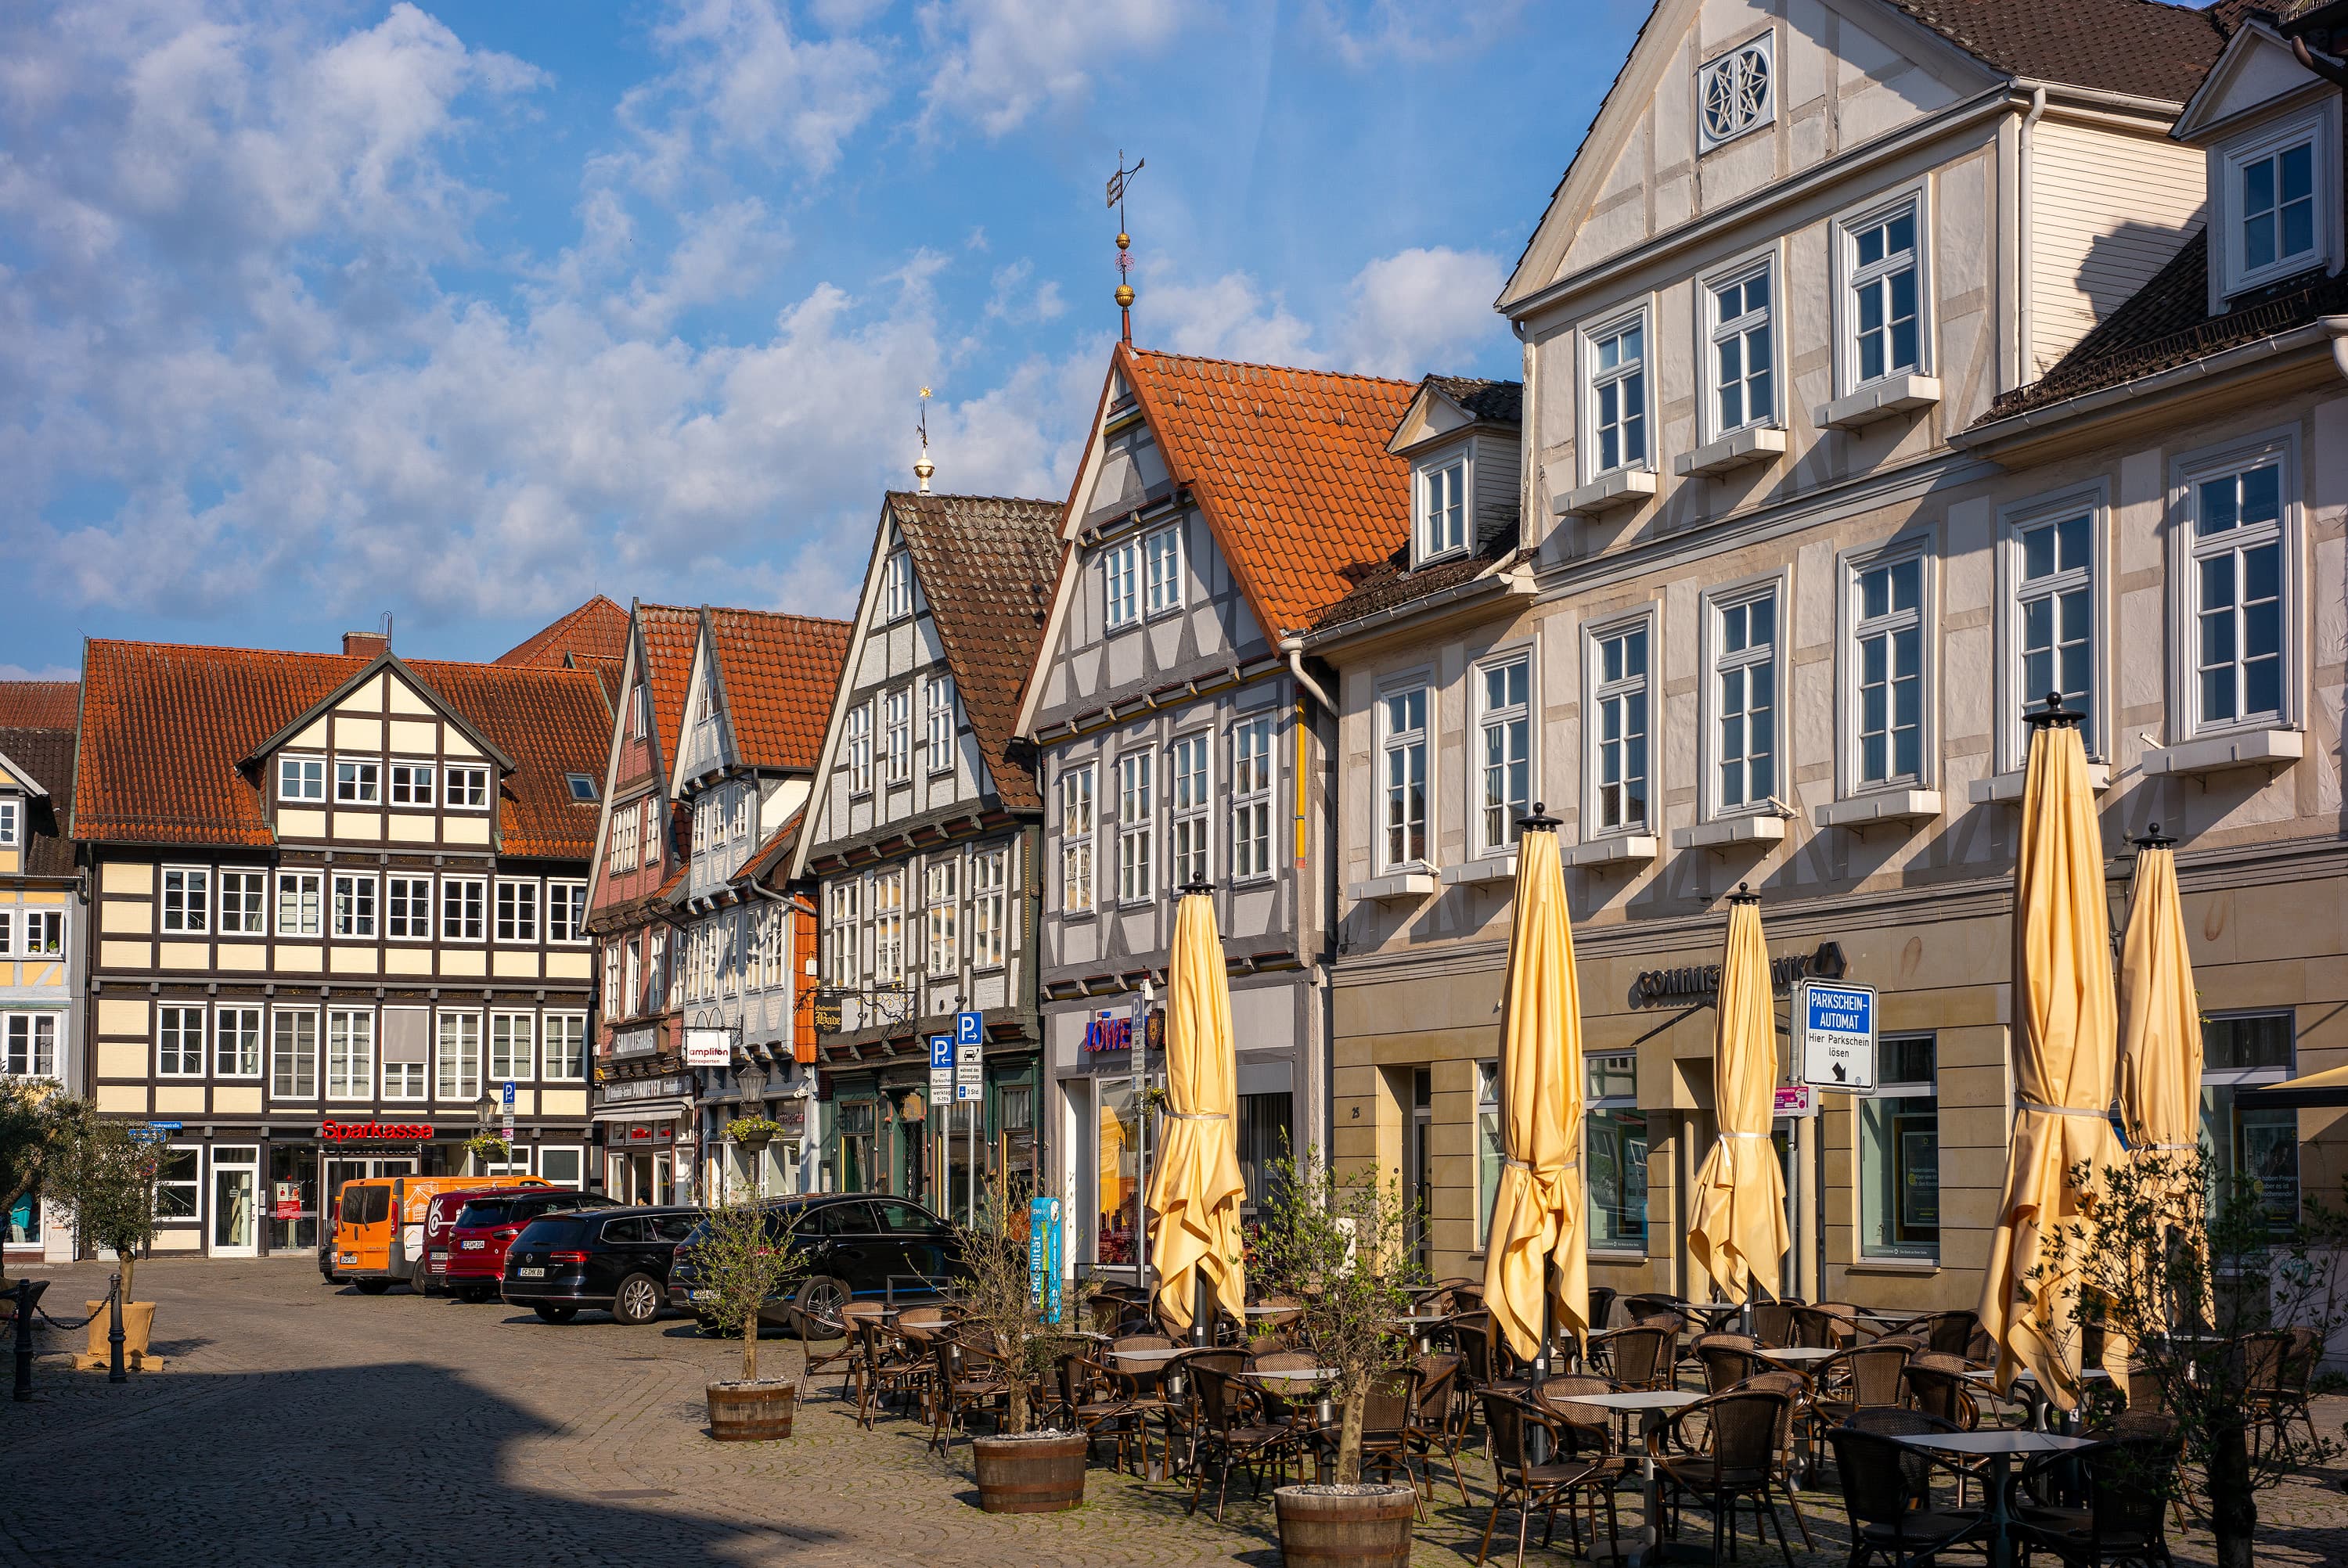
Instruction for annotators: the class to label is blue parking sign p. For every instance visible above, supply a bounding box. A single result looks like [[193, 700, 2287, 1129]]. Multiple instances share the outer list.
[[930, 1036, 954, 1071], [956, 1010, 983, 1047]]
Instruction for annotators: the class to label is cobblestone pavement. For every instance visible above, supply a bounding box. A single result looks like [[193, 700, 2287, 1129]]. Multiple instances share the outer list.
[[2, 1260, 2344, 1567]]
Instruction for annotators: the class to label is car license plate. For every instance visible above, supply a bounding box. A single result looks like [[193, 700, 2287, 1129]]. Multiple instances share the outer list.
[[461, 1239, 486, 1250], [690, 1289, 716, 1303], [338, 1253, 356, 1264], [517, 1267, 546, 1278]]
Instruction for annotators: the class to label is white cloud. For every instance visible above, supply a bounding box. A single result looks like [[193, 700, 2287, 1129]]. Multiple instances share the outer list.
[[917, 0, 1190, 138], [1332, 246, 1508, 376], [1141, 268, 1321, 366], [0, 663, 77, 683], [1300, 0, 1530, 67], [985, 259, 1066, 325]]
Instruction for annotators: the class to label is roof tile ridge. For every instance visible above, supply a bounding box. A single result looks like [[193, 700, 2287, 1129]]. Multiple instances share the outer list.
[[1123, 344, 1423, 390]]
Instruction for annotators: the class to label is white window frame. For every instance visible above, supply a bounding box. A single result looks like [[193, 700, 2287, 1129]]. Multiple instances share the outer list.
[[925, 856, 960, 977], [271, 1008, 318, 1100], [1702, 254, 1778, 442], [845, 703, 873, 796], [547, 881, 588, 944], [826, 879, 860, 987], [444, 765, 490, 810], [1060, 764, 1096, 915], [488, 1012, 533, 1084], [1143, 523, 1183, 617], [1702, 578, 1785, 820], [154, 1145, 200, 1224], [1473, 649, 1534, 858], [495, 879, 539, 944], [629, 683, 650, 740], [384, 875, 432, 941], [277, 755, 325, 802], [609, 802, 640, 875], [217, 869, 267, 936], [882, 549, 914, 621], [884, 687, 913, 785], [1169, 732, 1211, 888], [1582, 307, 1651, 481], [925, 676, 956, 774], [18, 908, 63, 959], [389, 761, 435, 807], [215, 1004, 263, 1078], [1102, 536, 1140, 631], [870, 869, 905, 987], [1997, 484, 2108, 771], [333, 758, 380, 804], [1584, 612, 1655, 836], [1696, 30, 1774, 151], [971, 847, 1008, 970], [1379, 681, 1431, 872], [1840, 539, 1936, 796], [325, 1008, 373, 1102], [2, 1012, 59, 1079], [434, 1011, 481, 1102], [2217, 105, 2338, 298], [160, 865, 211, 935], [330, 872, 376, 940], [543, 1013, 587, 1082], [440, 877, 487, 943], [275, 871, 322, 938], [1834, 189, 1931, 394], [1115, 750, 1154, 905], [157, 1003, 206, 1077], [1417, 456, 1468, 565], [602, 943, 622, 1016], [1230, 712, 1276, 883], [2172, 431, 2300, 739], [0, 797, 19, 849]]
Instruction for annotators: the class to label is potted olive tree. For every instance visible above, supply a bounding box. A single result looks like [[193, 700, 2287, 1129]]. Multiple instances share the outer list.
[[692, 1185, 809, 1440], [960, 1177, 1093, 1512], [45, 1107, 163, 1368], [1251, 1146, 1427, 1568]]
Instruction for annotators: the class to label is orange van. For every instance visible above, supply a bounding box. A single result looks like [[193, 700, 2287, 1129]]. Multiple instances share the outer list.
[[327, 1173, 549, 1293]]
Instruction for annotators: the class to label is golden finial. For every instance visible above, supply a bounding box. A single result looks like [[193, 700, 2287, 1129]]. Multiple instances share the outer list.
[[1107, 153, 1144, 345], [913, 387, 935, 494]]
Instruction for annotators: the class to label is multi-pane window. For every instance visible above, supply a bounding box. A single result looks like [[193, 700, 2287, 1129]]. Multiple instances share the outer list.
[[334, 761, 380, 804], [1476, 1061, 1504, 1248], [925, 858, 960, 976], [20, 910, 61, 957], [1476, 656, 1531, 854], [2015, 509, 2094, 738], [2239, 138, 2317, 280], [623, 941, 641, 1014], [155, 1149, 198, 1220], [548, 882, 587, 942], [629, 683, 650, 739], [276, 872, 322, 937], [1586, 1054, 1648, 1252], [390, 763, 435, 805], [1591, 623, 1650, 832], [2191, 459, 2285, 731], [971, 848, 1007, 969], [1103, 537, 1140, 630], [1420, 459, 1465, 561], [1853, 555, 1925, 786], [846, 703, 873, 794], [272, 1011, 317, 1099], [1860, 1035, 1939, 1258], [441, 879, 486, 941], [643, 932, 665, 1011], [445, 767, 489, 808], [0, 799, 14, 847], [326, 1009, 373, 1100], [387, 876, 432, 939], [1116, 752, 1154, 903], [1169, 734, 1210, 887], [544, 1015, 587, 1081], [1709, 266, 1773, 433], [331, 873, 376, 938], [496, 882, 538, 944], [3, 1014, 56, 1078], [609, 804, 639, 874], [1230, 714, 1274, 882], [1849, 204, 1921, 384], [216, 1005, 262, 1077], [1060, 765, 1096, 913], [1143, 524, 1183, 617], [2202, 1011, 2298, 1231], [884, 688, 913, 784], [436, 1012, 481, 1101], [1589, 318, 1648, 473], [1381, 688, 1428, 868], [871, 870, 905, 986], [218, 870, 266, 935], [278, 757, 325, 800], [1714, 591, 1777, 811], [602, 944, 621, 1016], [158, 1005, 206, 1076], [925, 677, 956, 772], [161, 867, 210, 933], [882, 550, 914, 620], [826, 880, 860, 986], [489, 1014, 531, 1083]]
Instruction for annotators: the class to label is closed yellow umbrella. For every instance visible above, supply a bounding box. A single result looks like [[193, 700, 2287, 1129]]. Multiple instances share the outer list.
[[2116, 823, 2206, 1338], [1147, 883, 1248, 1337], [1482, 809, 1589, 1362], [1978, 699, 2127, 1411], [1687, 886, 1788, 1304]]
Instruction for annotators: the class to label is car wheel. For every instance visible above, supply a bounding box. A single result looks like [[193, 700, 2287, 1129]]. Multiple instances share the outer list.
[[532, 1303, 578, 1323], [353, 1279, 392, 1296], [611, 1273, 662, 1327], [792, 1275, 850, 1339]]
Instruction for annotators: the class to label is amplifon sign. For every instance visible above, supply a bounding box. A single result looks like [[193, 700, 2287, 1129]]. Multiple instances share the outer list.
[[319, 1120, 434, 1144]]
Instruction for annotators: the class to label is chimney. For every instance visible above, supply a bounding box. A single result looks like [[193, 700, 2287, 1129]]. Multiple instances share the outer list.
[[343, 631, 388, 658]]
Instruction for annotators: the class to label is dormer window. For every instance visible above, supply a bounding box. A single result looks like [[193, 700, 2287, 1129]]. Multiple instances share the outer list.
[[1698, 34, 1772, 151], [2221, 112, 2331, 294], [1417, 459, 1466, 563], [882, 551, 914, 620]]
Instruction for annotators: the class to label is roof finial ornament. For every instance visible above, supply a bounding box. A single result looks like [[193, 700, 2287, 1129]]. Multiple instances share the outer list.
[[913, 386, 935, 494], [1107, 150, 1144, 346]]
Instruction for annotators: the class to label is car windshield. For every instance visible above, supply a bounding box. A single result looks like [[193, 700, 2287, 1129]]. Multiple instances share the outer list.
[[454, 1199, 517, 1228]]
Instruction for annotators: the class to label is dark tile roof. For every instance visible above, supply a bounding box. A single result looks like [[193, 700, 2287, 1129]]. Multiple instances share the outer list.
[[708, 609, 853, 773], [496, 595, 631, 669], [887, 491, 1063, 813], [0, 726, 76, 877], [0, 682, 78, 730], [1312, 517, 1525, 635], [1118, 345, 1420, 638], [1424, 376, 1523, 426], [1884, 0, 2222, 102], [1978, 230, 2348, 421], [74, 641, 610, 857]]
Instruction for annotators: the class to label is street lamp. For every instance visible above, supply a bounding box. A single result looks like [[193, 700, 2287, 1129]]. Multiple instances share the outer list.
[[736, 1062, 769, 1198], [473, 1088, 499, 1174]]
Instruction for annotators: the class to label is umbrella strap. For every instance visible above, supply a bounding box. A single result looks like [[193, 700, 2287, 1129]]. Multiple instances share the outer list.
[[1504, 1156, 1579, 1171], [2018, 1102, 2107, 1118], [1162, 1111, 1227, 1120], [1719, 1131, 1770, 1139], [2143, 1142, 2195, 1149]]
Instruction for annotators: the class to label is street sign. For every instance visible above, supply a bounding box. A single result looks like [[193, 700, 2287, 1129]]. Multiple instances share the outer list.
[[955, 1041, 982, 1086], [1773, 1084, 1818, 1119], [928, 1035, 953, 1106], [955, 1082, 981, 1102], [956, 1010, 984, 1048], [502, 1081, 517, 1106], [1796, 980, 1878, 1092]]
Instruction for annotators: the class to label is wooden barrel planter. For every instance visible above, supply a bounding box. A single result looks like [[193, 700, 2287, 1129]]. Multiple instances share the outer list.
[[706, 1379, 797, 1441], [1273, 1485, 1417, 1568], [971, 1432, 1089, 1513]]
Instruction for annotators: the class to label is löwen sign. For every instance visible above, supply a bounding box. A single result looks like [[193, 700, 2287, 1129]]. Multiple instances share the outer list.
[[319, 1120, 434, 1144]]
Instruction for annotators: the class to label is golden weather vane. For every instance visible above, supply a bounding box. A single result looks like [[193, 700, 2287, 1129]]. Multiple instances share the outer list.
[[1107, 152, 1143, 346], [914, 386, 935, 493]]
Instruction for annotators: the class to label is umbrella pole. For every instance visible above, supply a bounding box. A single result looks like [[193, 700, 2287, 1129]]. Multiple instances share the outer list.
[[1192, 1271, 1210, 1348]]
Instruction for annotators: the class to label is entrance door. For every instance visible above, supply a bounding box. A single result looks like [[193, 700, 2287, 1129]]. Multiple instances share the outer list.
[[211, 1145, 260, 1257], [1405, 1069, 1432, 1272]]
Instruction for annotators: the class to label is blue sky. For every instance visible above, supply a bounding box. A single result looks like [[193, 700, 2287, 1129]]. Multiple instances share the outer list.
[[0, 1, 1646, 676]]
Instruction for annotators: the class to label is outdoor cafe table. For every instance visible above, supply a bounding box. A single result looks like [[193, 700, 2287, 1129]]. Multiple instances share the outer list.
[[1891, 1429, 2094, 1568], [1571, 1389, 1705, 1566], [1963, 1366, 2111, 1432], [1388, 1313, 1448, 1351]]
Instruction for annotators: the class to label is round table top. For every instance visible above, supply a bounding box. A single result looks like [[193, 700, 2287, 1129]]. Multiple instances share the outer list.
[[1574, 1389, 1703, 1411], [1388, 1314, 1448, 1325], [1756, 1346, 1837, 1363], [1963, 1367, 2113, 1385], [1892, 1430, 2096, 1456], [1248, 1368, 1338, 1384], [1106, 1347, 1190, 1365], [1243, 1305, 1294, 1316]]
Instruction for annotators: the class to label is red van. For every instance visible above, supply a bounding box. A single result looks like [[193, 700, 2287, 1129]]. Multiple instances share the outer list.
[[418, 1186, 521, 1297], [440, 1188, 618, 1301]]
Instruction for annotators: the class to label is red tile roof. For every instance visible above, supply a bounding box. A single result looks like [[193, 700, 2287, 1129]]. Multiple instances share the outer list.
[[1116, 344, 1419, 638], [708, 609, 852, 772], [0, 681, 78, 730], [496, 595, 631, 669], [631, 604, 700, 765], [74, 641, 610, 857]]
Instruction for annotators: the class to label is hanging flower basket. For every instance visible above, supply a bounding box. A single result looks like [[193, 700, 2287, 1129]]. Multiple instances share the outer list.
[[463, 1134, 511, 1165], [727, 1115, 781, 1150]]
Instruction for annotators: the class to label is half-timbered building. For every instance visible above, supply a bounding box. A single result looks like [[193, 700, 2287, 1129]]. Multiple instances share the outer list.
[[1, 680, 81, 1264]]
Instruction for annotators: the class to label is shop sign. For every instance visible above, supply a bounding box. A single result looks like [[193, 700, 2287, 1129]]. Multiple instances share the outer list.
[[320, 1119, 434, 1143], [127, 1121, 182, 1142], [1082, 1006, 1165, 1053], [601, 1076, 686, 1104], [1027, 1195, 1064, 1322], [683, 1028, 733, 1068], [1796, 981, 1878, 1093], [273, 1181, 303, 1221], [1773, 1085, 1817, 1119], [612, 1024, 659, 1058], [812, 991, 845, 1034], [1633, 941, 1847, 1004], [775, 1100, 805, 1136]]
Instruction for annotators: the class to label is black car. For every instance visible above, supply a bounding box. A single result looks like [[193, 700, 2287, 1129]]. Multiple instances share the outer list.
[[502, 1205, 699, 1325], [667, 1194, 962, 1330]]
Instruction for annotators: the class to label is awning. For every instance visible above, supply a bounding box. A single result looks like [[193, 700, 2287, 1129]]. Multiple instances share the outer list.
[[2239, 1063, 2348, 1109]]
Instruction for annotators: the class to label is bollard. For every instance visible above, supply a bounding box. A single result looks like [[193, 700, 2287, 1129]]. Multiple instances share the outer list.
[[106, 1271, 124, 1384], [13, 1278, 48, 1401]]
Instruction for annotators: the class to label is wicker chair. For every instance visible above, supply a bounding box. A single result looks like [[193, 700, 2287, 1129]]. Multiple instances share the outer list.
[[1889, 1309, 1980, 1358], [1902, 1350, 1982, 1430], [1244, 1332, 1292, 1359], [1156, 1347, 1242, 1480], [1622, 1293, 1691, 1331], [927, 1335, 1012, 1454], [1750, 1300, 1796, 1348], [1590, 1322, 1680, 1391], [1410, 1352, 1473, 1505], [2246, 1326, 2324, 1458], [1585, 1285, 1619, 1333], [1655, 1389, 1800, 1568], [1810, 1343, 1913, 1426], [1536, 1370, 1638, 1542], [1187, 1364, 1297, 1521], [1828, 1425, 1986, 1566], [1792, 1302, 1860, 1350], [1055, 1352, 1143, 1472], [1113, 1332, 1176, 1352], [2014, 1434, 2182, 1566], [1695, 1332, 1768, 1394], [1730, 1368, 1817, 1548], [1476, 1390, 1616, 1568]]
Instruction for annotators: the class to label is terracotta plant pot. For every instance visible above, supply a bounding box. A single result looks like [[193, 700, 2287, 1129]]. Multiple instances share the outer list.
[[972, 1431, 1088, 1513], [77, 1300, 159, 1372], [1273, 1484, 1417, 1568], [705, 1378, 797, 1441]]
